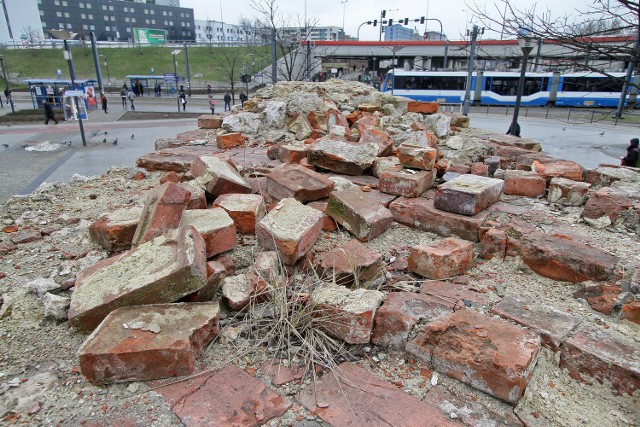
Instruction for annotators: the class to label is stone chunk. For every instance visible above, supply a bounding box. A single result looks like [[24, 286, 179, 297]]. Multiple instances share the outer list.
[[297, 362, 458, 427], [533, 159, 584, 182], [310, 283, 384, 344], [197, 115, 223, 129], [9, 230, 42, 244], [371, 291, 452, 349], [390, 196, 489, 242], [307, 137, 377, 175], [559, 326, 640, 396], [520, 231, 618, 283], [325, 188, 394, 242], [359, 127, 393, 156], [78, 302, 219, 384], [379, 169, 435, 198], [155, 365, 291, 427], [408, 237, 474, 279], [277, 144, 307, 164], [68, 226, 207, 333], [372, 156, 401, 178], [136, 145, 220, 173], [548, 177, 591, 206], [581, 187, 633, 223], [222, 273, 266, 311], [180, 208, 237, 258], [407, 309, 541, 404], [89, 206, 143, 253], [479, 227, 507, 260], [266, 164, 335, 202], [434, 174, 504, 216], [132, 182, 190, 247], [491, 296, 582, 350], [397, 144, 438, 170], [190, 155, 252, 196], [256, 198, 324, 265], [317, 239, 386, 288], [213, 193, 265, 234], [503, 170, 547, 197]]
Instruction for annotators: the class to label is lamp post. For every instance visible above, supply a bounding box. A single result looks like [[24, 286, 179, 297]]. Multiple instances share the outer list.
[[508, 29, 534, 137], [0, 55, 15, 113], [171, 49, 181, 112], [100, 55, 111, 94], [341, 0, 348, 41], [48, 29, 87, 147]]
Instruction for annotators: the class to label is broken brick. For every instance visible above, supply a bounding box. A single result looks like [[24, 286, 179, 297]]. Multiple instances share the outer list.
[[317, 239, 386, 288], [408, 237, 474, 279], [503, 170, 547, 197], [180, 208, 237, 258], [189, 155, 252, 196], [397, 144, 438, 171], [379, 169, 435, 198], [89, 206, 143, 253], [213, 193, 266, 234], [266, 164, 335, 202], [434, 174, 504, 216]]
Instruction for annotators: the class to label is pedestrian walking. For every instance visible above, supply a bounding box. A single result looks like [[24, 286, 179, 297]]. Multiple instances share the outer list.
[[139, 82, 144, 97], [100, 92, 108, 114], [128, 89, 135, 110], [179, 89, 187, 111], [223, 92, 231, 111], [207, 84, 212, 95], [43, 100, 59, 124], [208, 95, 216, 114], [120, 85, 128, 108], [239, 91, 248, 107]]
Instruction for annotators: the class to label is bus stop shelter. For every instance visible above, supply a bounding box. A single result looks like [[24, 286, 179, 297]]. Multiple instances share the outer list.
[[126, 75, 183, 96], [24, 79, 98, 109]]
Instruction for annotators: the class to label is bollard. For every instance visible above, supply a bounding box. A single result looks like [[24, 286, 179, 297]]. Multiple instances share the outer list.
[[591, 111, 595, 123], [545, 105, 550, 119], [567, 108, 572, 121]]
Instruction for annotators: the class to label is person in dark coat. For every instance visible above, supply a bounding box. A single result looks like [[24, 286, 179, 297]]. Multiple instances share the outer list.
[[223, 92, 231, 111], [100, 92, 108, 114], [239, 92, 248, 107], [621, 138, 639, 167], [179, 89, 187, 111], [43, 100, 58, 124]]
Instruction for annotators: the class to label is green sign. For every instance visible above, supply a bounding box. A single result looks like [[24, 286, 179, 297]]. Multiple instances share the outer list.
[[133, 28, 167, 45]]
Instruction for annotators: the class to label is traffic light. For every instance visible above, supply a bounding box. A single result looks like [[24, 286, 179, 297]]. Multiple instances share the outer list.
[[388, 19, 393, 26], [373, 19, 377, 26], [381, 10, 386, 18], [404, 18, 409, 25], [420, 16, 425, 24]]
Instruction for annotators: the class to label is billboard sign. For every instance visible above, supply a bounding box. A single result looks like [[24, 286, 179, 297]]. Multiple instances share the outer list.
[[133, 28, 167, 45]]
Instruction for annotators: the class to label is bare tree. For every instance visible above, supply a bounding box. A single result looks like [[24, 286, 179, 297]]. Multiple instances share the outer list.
[[468, 0, 639, 77], [216, 47, 244, 103], [21, 25, 44, 47], [250, 0, 325, 82]]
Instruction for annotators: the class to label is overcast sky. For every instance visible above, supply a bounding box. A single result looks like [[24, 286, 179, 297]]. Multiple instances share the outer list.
[[180, 0, 589, 41]]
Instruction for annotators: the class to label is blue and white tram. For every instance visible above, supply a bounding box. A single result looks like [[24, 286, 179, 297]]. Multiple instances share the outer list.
[[555, 72, 628, 107], [380, 70, 471, 103], [478, 72, 553, 106]]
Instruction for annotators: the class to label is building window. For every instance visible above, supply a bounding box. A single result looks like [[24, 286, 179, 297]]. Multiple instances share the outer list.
[[66, 23, 72, 29], [111, 16, 115, 21], [163, 11, 167, 16], [64, 12, 69, 17], [164, 20, 168, 25], [104, 15, 109, 21], [180, 13, 184, 17], [145, 19, 150, 24], [54, 0, 60, 5], [82, 24, 88, 30], [58, 23, 64, 28], [79, 3, 84, 8], [81, 13, 86, 19], [144, 9, 149, 14], [168, 12, 173, 16], [88, 14, 93, 19], [105, 26, 110, 31], [102, 5, 107, 10], [90, 24, 95, 30], [62, 1, 67, 5], [109, 5, 114, 11], [86, 3, 91, 9], [152, 19, 155, 24], [56, 11, 61, 17]]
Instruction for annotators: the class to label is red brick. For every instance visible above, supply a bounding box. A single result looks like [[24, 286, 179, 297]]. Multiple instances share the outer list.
[[397, 144, 438, 170], [188, 260, 227, 302], [136, 145, 220, 173], [581, 187, 633, 223], [189, 155, 252, 196], [479, 227, 507, 260], [156, 365, 291, 426], [78, 302, 219, 384], [620, 301, 640, 324], [261, 359, 303, 386], [69, 226, 208, 333], [131, 182, 190, 246], [216, 132, 247, 149], [178, 181, 207, 210], [266, 164, 335, 202], [297, 362, 460, 427], [407, 309, 541, 404], [390, 196, 489, 242], [359, 127, 393, 156], [222, 273, 267, 311], [197, 115, 223, 129], [371, 291, 452, 349], [533, 159, 584, 182], [277, 144, 308, 164], [159, 171, 183, 184], [520, 231, 618, 283], [311, 283, 384, 344], [574, 284, 621, 315], [372, 156, 402, 178], [10, 230, 42, 245], [307, 137, 377, 176], [256, 198, 324, 265], [548, 177, 590, 206], [408, 237, 474, 279], [491, 296, 582, 350], [407, 101, 440, 114], [326, 109, 350, 129], [379, 169, 435, 198], [307, 200, 338, 231], [325, 188, 394, 241], [503, 170, 547, 197], [559, 326, 640, 396], [470, 162, 489, 177], [317, 239, 386, 288], [252, 251, 280, 282], [434, 175, 504, 216], [89, 206, 142, 253], [180, 208, 237, 258], [213, 193, 265, 234], [419, 280, 488, 310]]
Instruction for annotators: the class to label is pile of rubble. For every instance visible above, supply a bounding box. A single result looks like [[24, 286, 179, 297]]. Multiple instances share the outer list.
[[1, 79, 639, 426]]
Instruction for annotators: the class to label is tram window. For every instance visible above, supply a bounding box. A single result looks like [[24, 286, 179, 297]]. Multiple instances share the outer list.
[[488, 77, 544, 96], [562, 77, 624, 92], [387, 75, 466, 91]]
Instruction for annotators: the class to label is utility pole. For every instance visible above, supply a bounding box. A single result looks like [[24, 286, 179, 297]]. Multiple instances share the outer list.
[[616, 29, 640, 119], [379, 10, 386, 41], [90, 32, 104, 94], [64, 39, 87, 147], [271, 28, 277, 84], [184, 43, 191, 97], [462, 25, 480, 116]]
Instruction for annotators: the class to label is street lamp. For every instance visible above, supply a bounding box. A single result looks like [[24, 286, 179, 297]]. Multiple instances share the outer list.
[[48, 29, 87, 147], [0, 55, 15, 113], [508, 29, 535, 137], [100, 55, 111, 94], [341, 0, 348, 41], [171, 49, 181, 112]]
